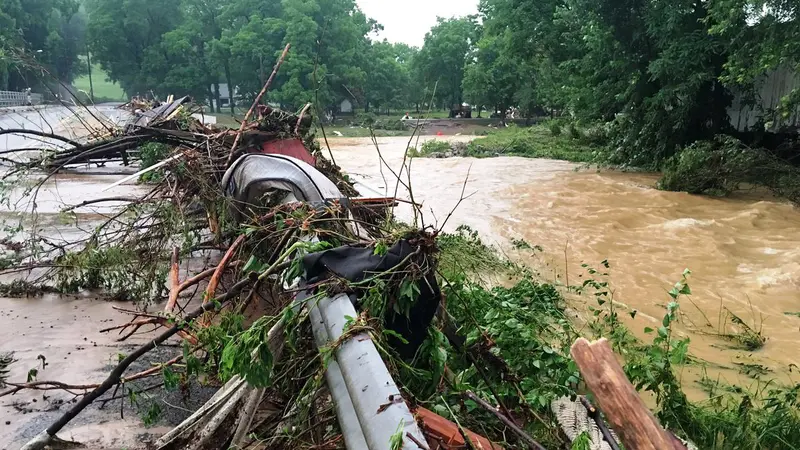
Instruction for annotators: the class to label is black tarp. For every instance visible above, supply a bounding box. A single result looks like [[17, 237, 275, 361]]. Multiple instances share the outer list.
[[303, 240, 440, 358]]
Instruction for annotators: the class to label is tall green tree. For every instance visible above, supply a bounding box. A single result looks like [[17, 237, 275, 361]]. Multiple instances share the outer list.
[[0, 0, 84, 90], [415, 16, 478, 108], [473, 0, 736, 167], [364, 40, 416, 114], [86, 0, 183, 96], [709, 0, 800, 123], [462, 33, 520, 116]]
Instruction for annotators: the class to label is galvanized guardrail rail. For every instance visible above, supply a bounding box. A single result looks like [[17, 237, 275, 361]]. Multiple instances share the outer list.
[[0, 90, 43, 107]]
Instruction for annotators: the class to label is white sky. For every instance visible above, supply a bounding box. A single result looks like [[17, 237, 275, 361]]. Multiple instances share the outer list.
[[357, 0, 479, 48]]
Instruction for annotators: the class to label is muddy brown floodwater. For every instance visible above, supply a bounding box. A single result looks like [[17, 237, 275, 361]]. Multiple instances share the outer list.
[[2, 135, 799, 448], [330, 136, 800, 397]]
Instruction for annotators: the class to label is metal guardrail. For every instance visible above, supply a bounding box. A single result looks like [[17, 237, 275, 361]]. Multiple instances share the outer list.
[[0, 90, 43, 107]]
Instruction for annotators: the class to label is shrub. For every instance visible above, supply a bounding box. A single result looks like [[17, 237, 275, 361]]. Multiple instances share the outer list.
[[658, 135, 800, 204], [582, 125, 609, 146], [373, 119, 407, 131], [568, 122, 582, 140], [138, 142, 171, 182], [419, 139, 451, 155], [465, 125, 598, 162], [549, 121, 562, 136]]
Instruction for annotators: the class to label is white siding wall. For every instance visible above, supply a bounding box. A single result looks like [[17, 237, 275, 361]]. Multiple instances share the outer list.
[[728, 66, 800, 131]]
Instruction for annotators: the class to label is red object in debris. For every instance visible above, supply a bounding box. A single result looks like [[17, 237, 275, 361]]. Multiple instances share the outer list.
[[415, 406, 503, 449], [258, 138, 316, 166], [437, 131, 444, 136]]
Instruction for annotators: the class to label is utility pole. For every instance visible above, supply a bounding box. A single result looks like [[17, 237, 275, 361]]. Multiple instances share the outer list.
[[86, 46, 95, 103]]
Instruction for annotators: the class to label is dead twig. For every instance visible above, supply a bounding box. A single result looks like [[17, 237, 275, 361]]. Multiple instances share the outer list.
[[406, 432, 431, 450], [0, 128, 82, 148], [438, 164, 476, 232], [295, 102, 312, 136], [165, 246, 181, 313], [60, 197, 142, 212], [226, 43, 291, 167], [580, 396, 622, 450], [464, 391, 547, 450], [0, 355, 183, 398]]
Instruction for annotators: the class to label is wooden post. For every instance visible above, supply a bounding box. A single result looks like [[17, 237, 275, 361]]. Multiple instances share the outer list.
[[570, 338, 683, 450]]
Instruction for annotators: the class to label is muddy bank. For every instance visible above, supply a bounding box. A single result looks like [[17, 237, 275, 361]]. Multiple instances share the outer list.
[[0, 294, 217, 449]]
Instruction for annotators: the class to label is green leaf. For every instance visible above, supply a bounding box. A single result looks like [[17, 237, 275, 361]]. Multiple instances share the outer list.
[[644, 327, 654, 334], [162, 366, 179, 391], [662, 314, 671, 327], [373, 241, 389, 256], [243, 255, 267, 273], [668, 288, 679, 299], [464, 399, 478, 412], [389, 419, 405, 450], [658, 326, 669, 338], [679, 284, 691, 295], [383, 329, 410, 345]]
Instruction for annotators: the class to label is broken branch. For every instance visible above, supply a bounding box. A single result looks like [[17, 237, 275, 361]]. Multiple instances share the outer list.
[[464, 390, 546, 450], [226, 43, 291, 166], [570, 338, 684, 450]]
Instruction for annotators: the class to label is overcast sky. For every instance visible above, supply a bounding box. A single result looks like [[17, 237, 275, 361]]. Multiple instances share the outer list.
[[357, 0, 479, 48]]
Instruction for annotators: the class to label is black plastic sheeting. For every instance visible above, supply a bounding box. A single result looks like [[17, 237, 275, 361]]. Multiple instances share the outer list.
[[303, 240, 440, 359]]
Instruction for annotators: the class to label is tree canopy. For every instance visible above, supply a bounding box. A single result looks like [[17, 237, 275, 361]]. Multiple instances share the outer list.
[[414, 16, 478, 108], [4, 0, 800, 172], [0, 0, 85, 90], [454, 0, 800, 167], [79, 0, 421, 113]]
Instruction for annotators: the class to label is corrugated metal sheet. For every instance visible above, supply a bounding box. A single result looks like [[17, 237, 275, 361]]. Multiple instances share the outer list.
[[727, 66, 800, 131]]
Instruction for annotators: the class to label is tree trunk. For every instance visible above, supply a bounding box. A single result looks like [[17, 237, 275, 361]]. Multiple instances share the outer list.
[[213, 83, 222, 113], [207, 85, 215, 113]]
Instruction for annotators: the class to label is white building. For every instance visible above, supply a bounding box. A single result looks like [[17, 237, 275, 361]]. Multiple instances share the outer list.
[[210, 83, 237, 110], [339, 98, 353, 114]]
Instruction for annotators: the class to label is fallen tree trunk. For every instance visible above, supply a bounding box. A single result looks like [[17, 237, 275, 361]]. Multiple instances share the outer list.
[[570, 338, 684, 450]]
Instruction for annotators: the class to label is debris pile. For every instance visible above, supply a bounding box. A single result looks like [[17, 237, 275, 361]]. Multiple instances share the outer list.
[[0, 48, 473, 450], [0, 45, 691, 450]]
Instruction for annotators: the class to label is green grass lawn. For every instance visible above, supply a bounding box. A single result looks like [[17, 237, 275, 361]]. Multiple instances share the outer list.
[[73, 58, 126, 102], [463, 124, 601, 162]]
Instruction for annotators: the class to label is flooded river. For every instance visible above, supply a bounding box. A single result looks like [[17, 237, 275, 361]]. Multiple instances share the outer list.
[[331, 136, 800, 395], [1, 133, 798, 447]]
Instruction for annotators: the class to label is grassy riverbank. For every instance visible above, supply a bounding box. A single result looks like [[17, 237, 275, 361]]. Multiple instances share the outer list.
[[430, 227, 800, 449], [413, 123, 602, 163]]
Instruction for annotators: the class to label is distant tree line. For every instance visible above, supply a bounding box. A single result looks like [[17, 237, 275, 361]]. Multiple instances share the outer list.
[[4, 0, 800, 168]]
